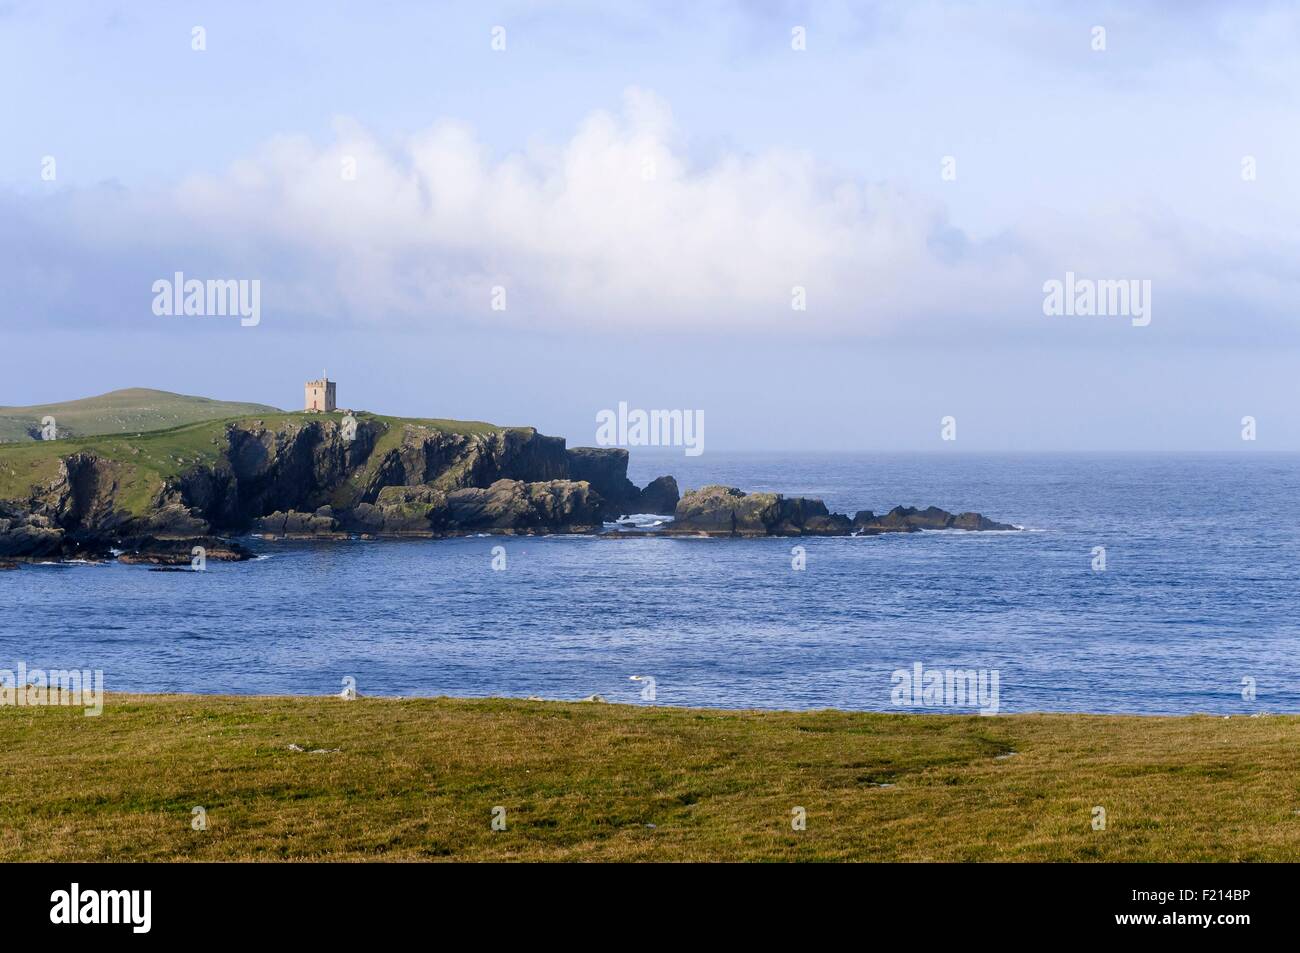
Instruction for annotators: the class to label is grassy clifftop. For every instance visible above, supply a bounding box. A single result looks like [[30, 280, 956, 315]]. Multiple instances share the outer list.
[[0, 388, 282, 443], [0, 409, 521, 516], [0, 694, 1295, 861]]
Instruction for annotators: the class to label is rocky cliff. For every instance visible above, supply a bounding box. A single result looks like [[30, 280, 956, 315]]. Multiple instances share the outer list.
[[0, 414, 678, 560], [0, 412, 1016, 563]]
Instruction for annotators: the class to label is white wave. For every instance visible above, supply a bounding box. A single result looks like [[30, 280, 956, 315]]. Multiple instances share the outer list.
[[612, 513, 675, 530]]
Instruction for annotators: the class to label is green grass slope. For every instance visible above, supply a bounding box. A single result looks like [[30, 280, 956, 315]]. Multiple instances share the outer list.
[[0, 388, 282, 443], [1, 695, 1296, 861], [0, 409, 523, 514]]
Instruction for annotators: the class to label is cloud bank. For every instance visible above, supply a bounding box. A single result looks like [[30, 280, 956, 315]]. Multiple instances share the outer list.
[[3, 86, 1297, 340]]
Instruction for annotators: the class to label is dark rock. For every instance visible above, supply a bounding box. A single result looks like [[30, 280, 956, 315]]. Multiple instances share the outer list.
[[566, 447, 639, 517], [138, 502, 210, 536], [949, 511, 1017, 531], [665, 487, 1015, 538], [635, 475, 680, 515], [116, 536, 254, 564], [853, 505, 1016, 533], [663, 485, 846, 536], [0, 411, 1017, 554], [343, 486, 445, 536], [0, 503, 65, 557], [442, 479, 603, 533], [255, 508, 342, 537], [362, 427, 568, 502], [40, 453, 133, 534]]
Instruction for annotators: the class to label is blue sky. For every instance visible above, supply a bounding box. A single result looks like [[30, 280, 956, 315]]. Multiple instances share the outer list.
[[2, 1, 1299, 449]]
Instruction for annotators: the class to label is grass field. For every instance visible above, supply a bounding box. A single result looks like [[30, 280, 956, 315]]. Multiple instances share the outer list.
[[0, 694, 1295, 861], [0, 388, 280, 443]]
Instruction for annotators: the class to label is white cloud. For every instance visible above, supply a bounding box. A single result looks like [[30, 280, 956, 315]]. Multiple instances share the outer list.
[[119, 88, 1034, 333], [4, 86, 1299, 340]]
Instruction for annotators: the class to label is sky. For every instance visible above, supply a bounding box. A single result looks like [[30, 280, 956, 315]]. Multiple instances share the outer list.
[[2, 0, 1299, 450]]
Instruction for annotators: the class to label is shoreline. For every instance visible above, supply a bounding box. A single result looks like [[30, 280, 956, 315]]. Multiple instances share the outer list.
[[0, 518, 1026, 568], [6, 689, 1286, 719]]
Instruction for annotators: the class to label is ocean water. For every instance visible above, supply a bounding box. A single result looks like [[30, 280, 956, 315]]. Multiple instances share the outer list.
[[4, 452, 1299, 715]]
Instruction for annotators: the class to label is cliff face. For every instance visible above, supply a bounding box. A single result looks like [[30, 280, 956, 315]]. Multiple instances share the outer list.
[[566, 448, 680, 516], [0, 412, 1016, 563], [0, 415, 678, 558]]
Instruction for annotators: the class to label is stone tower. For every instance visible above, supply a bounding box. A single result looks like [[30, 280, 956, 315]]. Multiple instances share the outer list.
[[305, 374, 336, 412]]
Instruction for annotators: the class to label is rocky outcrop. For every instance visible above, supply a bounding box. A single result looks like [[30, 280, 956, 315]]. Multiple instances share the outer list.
[[0, 411, 1016, 560], [565, 447, 677, 518], [440, 479, 604, 533], [38, 454, 131, 534], [361, 427, 568, 499], [663, 486, 1014, 537], [636, 475, 680, 515], [0, 503, 64, 557], [346, 486, 446, 536], [663, 486, 852, 537], [566, 447, 638, 515], [852, 506, 1017, 534], [223, 418, 378, 516], [260, 479, 605, 537], [256, 507, 344, 537], [115, 536, 254, 564]]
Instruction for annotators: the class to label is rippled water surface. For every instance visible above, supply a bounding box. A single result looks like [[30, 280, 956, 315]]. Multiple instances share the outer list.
[[4, 452, 1298, 714]]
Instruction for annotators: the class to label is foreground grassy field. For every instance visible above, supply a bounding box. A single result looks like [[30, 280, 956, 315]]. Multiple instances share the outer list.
[[1, 695, 1296, 861]]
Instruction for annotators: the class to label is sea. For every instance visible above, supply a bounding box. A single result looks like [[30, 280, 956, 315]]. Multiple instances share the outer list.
[[4, 452, 1299, 715]]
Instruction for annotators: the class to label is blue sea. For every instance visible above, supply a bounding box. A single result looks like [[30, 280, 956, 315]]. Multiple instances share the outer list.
[[4, 452, 1299, 715]]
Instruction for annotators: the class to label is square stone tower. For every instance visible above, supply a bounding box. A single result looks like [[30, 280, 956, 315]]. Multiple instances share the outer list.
[[305, 375, 336, 412]]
